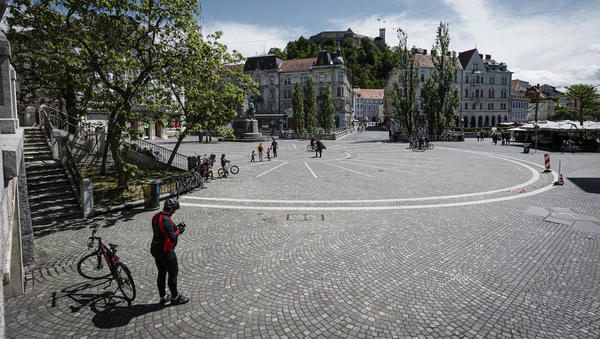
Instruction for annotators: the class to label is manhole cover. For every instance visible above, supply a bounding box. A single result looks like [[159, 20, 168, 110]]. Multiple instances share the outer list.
[[286, 214, 325, 221]]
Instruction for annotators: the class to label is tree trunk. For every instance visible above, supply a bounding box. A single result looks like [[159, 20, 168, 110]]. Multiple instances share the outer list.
[[167, 130, 188, 166]]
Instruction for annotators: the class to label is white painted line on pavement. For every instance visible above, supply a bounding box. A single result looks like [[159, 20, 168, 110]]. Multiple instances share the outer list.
[[292, 143, 297, 149], [181, 151, 546, 204], [256, 161, 288, 178], [304, 162, 318, 178], [319, 161, 373, 177]]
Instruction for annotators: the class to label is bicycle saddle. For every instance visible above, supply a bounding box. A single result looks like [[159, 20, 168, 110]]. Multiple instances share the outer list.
[[109, 243, 118, 250]]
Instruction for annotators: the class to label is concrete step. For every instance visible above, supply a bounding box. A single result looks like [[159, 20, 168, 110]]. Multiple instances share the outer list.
[[26, 161, 61, 170], [26, 173, 69, 185], [24, 153, 53, 161], [31, 208, 81, 225], [32, 217, 88, 236], [25, 167, 64, 178], [23, 150, 53, 157], [29, 190, 78, 203], [27, 181, 72, 193], [30, 198, 79, 213]]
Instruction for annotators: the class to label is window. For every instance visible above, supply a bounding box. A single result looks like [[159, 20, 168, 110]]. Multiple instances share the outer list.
[[300, 74, 307, 83], [465, 89, 469, 97], [255, 77, 261, 85], [466, 76, 469, 83], [319, 74, 325, 82], [488, 103, 494, 110], [284, 75, 291, 85], [480, 103, 483, 109], [465, 103, 468, 110], [337, 87, 343, 97], [269, 89, 275, 99], [502, 77, 506, 85], [473, 64, 478, 71], [490, 77, 495, 85], [489, 89, 494, 98], [501, 89, 506, 99], [270, 76, 275, 85], [420, 74, 425, 82], [472, 103, 476, 109], [475, 89, 479, 98], [476, 75, 479, 84], [337, 73, 343, 82]]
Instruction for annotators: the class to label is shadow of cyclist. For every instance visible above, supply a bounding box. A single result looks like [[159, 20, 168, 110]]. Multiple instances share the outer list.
[[52, 279, 168, 329]]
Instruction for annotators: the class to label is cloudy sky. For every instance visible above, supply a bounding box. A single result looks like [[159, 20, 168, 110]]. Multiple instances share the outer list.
[[201, 0, 600, 90]]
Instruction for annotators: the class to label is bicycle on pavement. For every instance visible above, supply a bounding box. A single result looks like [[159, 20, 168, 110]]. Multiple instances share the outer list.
[[77, 224, 136, 302], [218, 163, 239, 178]]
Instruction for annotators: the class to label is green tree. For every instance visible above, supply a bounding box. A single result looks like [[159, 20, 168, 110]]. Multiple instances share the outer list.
[[567, 84, 599, 125], [8, 0, 97, 133], [427, 22, 461, 135], [318, 86, 335, 133], [164, 29, 254, 166], [303, 75, 317, 134], [60, 0, 199, 185], [292, 82, 305, 133], [268, 47, 286, 60], [388, 29, 419, 136]]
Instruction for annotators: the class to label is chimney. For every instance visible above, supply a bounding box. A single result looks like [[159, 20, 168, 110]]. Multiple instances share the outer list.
[[485, 54, 491, 60], [478, 54, 483, 59], [379, 28, 385, 43]]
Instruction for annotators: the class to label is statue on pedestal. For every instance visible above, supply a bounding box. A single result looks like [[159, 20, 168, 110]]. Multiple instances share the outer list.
[[247, 102, 256, 120]]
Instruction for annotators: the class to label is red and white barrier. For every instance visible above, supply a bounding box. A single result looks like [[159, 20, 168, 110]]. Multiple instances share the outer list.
[[544, 153, 551, 173]]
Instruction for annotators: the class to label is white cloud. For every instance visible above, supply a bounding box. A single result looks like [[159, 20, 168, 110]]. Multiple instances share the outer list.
[[202, 21, 306, 58], [331, 3, 600, 88]]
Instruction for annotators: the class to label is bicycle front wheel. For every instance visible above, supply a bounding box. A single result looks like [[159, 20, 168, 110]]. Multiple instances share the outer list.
[[77, 252, 111, 280], [217, 168, 225, 177], [230, 165, 239, 175], [428, 143, 434, 149], [114, 263, 136, 302]]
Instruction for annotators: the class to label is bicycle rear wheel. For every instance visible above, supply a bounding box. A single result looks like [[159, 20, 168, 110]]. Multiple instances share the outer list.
[[428, 143, 434, 149], [114, 263, 136, 302], [306, 145, 313, 151], [217, 168, 225, 177], [77, 252, 111, 280], [230, 165, 239, 175]]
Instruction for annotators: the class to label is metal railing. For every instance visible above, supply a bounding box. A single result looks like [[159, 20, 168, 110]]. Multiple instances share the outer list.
[[42, 106, 100, 140], [64, 144, 83, 199], [92, 171, 199, 209], [129, 139, 189, 171]]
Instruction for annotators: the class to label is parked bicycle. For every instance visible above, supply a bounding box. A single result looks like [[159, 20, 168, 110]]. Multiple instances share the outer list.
[[218, 163, 239, 178], [177, 170, 203, 194], [306, 144, 317, 152], [77, 224, 136, 302]]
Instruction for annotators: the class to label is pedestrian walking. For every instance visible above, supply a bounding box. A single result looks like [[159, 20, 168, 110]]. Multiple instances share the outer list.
[[250, 150, 255, 162], [266, 147, 271, 161], [315, 139, 326, 158], [476, 131, 480, 142], [258, 142, 264, 161], [271, 137, 278, 158], [150, 199, 189, 305]]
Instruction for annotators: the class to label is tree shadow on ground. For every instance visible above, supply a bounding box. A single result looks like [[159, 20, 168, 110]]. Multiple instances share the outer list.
[[568, 177, 600, 194], [52, 279, 167, 329], [36, 207, 144, 239]]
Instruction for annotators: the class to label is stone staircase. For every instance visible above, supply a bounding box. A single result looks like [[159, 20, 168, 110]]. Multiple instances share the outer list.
[[24, 128, 82, 235]]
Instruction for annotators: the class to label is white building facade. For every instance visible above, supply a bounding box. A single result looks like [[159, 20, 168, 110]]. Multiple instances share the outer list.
[[353, 88, 384, 122]]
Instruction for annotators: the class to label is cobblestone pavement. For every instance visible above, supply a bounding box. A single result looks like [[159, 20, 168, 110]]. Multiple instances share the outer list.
[[6, 131, 600, 338]]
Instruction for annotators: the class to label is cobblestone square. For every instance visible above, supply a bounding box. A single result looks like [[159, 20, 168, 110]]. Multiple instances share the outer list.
[[6, 131, 600, 338]]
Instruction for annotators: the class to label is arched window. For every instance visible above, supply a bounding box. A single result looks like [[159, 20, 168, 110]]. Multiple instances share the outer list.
[[485, 116, 489, 126], [478, 116, 482, 127], [472, 103, 476, 110], [489, 88, 494, 98], [475, 89, 479, 98], [491, 115, 496, 126], [464, 116, 469, 127]]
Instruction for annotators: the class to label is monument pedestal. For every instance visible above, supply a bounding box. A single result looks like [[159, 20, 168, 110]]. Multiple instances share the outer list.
[[232, 118, 265, 142]]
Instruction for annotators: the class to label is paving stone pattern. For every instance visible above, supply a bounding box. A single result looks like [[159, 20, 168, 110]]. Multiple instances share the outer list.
[[5, 132, 600, 338]]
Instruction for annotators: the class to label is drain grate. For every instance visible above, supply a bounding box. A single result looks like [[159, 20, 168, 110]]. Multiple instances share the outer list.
[[286, 214, 325, 221]]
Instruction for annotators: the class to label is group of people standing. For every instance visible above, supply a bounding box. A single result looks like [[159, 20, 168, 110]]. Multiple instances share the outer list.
[[252, 137, 278, 162]]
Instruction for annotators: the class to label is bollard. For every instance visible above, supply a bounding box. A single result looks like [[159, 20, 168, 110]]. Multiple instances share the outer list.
[[543, 153, 551, 173]]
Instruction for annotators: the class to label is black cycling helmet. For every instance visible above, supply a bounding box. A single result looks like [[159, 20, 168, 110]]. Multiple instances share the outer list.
[[221, 153, 226, 157], [164, 198, 180, 211]]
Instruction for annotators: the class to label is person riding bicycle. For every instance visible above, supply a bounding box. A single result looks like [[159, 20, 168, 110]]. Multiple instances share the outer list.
[[220, 154, 230, 178], [150, 199, 189, 305], [310, 137, 316, 148]]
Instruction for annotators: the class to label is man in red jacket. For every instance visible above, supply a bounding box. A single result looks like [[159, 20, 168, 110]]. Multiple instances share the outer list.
[[151, 199, 189, 305]]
